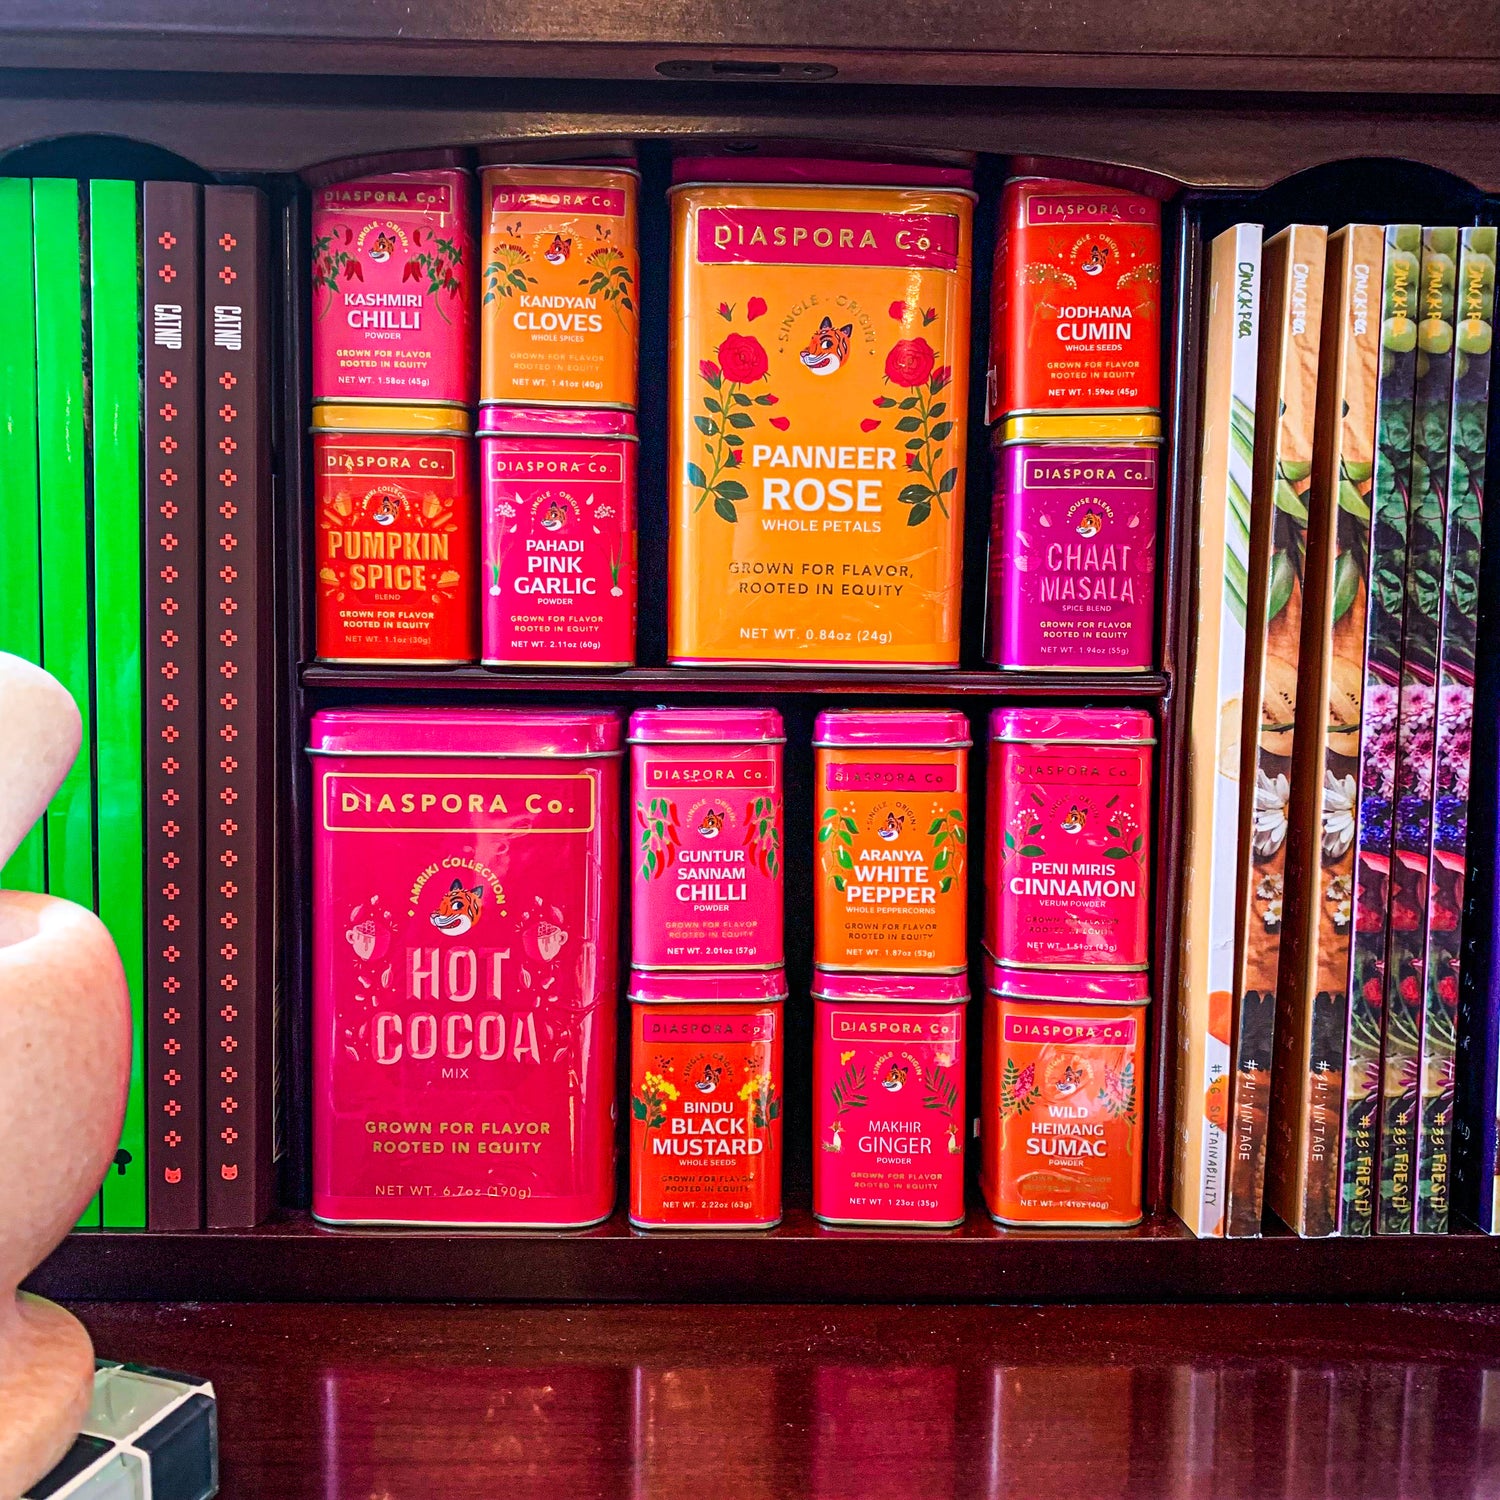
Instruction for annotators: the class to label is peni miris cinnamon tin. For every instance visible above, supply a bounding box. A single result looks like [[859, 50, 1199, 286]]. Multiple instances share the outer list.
[[814, 709, 970, 973], [981, 960, 1148, 1228], [628, 969, 785, 1230], [668, 157, 973, 668]]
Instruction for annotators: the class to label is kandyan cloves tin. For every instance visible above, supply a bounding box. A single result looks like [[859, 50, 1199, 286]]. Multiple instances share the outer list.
[[814, 709, 970, 974], [628, 969, 785, 1230], [309, 707, 622, 1228], [811, 970, 967, 1229], [480, 405, 637, 667], [629, 708, 785, 970], [981, 961, 1149, 1228], [985, 707, 1154, 972]]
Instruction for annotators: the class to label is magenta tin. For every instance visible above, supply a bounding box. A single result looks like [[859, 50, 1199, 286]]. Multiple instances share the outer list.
[[811, 971, 968, 1228], [986, 437, 1159, 672], [309, 707, 622, 1227], [629, 708, 785, 970], [985, 707, 1154, 971], [480, 405, 638, 668]]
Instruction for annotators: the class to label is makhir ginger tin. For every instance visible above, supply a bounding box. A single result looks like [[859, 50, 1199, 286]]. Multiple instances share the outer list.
[[668, 157, 974, 668], [309, 707, 622, 1228]]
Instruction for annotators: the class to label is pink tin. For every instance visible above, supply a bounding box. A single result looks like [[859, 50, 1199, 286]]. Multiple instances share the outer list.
[[811, 970, 968, 1229], [628, 708, 785, 970], [985, 436, 1159, 672], [985, 707, 1154, 971], [480, 405, 638, 667], [309, 707, 622, 1227], [311, 166, 477, 410]]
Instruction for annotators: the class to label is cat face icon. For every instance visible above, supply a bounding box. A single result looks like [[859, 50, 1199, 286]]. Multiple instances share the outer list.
[[1055, 1061, 1085, 1098], [1076, 508, 1103, 539], [695, 1063, 724, 1094], [881, 1063, 908, 1092], [540, 499, 568, 532], [1061, 805, 1086, 834], [544, 234, 572, 265], [371, 492, 401, 526], [799, 315, 854, 376], [878, 812, 904, 841], [430, 878, 484, 937], [698, 808, 724, 839], [1081, 243, 1108, 276], [369, 229, 397, 264]]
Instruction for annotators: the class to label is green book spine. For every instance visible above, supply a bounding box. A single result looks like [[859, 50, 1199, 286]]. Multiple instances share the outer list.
[[0, 176, 44, 892], [89, 179, 146, 1228]]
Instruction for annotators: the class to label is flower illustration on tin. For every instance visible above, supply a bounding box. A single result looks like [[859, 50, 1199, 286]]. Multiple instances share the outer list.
[[870, 339, 956, 527], [1252, 770, 1290, 857], [1327, 873, 1353, 932], [1256, 872, 1283, 932], [632, 1071, 680, 1130], [999, 1058, 1040, 1119], [739, 1072, 781, 1130], [1322, 771, 1358, 860], [687, 318, 779, 524]]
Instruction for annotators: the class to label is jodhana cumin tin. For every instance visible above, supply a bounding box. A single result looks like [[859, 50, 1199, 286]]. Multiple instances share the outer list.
[[986, 708, 1154, 972], [981, 961, 1149, 1227], [628, 970, 785, 1230], [479, 405, 637, 667], [309, 708, 622, 1227], [668, 157, 974, 668], [629, 708, 785, 971], [815, 709, 970, 973], [812, 971, 967, 1228]]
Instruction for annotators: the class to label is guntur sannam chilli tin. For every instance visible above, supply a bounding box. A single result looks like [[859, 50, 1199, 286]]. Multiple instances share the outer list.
[[308, 707, 622, 1227]]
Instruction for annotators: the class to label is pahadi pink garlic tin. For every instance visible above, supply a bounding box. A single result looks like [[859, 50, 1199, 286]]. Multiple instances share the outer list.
[[480, 405, 637, 667], [629, 708, 784, 970], [985, 707, 1154, 972], [309, 707, 622, 1227], [811, 971, 968, 1228]]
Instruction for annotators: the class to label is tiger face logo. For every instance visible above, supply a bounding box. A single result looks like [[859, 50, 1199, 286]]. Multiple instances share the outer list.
[[881, 1063, 908, 1092], [430, 878, 484, 937], [1061, 805, 1086, 834], [1054, 1060, 1086, 1097], [1076, 508, 1103, 539], [540, 499, 569, 532], [799, 315, 854, 377], [544, 234, 572, 265], [878, 812, 904, 841], [1081, 242, 1109, 276], [695, 1063, 724, 1094], [371, 492, 402, 526], [369, 228, 398, 264], [698, 808, 724, 840]]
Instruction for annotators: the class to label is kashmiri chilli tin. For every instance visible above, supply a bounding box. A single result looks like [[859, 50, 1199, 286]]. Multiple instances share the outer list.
[[667, 157, 974, 668], [628, 970, 785, 1230], [309, 707, 622, 1227], [985, 708, 1154, 971], [629, 708, 784, 970], [987, 177, 1161, 425], [479, 405, 637, 667], [811, 971, 967, 1228], [313, 410, 479, 664], [981, 962, 1148, 1227], [814, 709, 970, 973], [311, 165, 476, 410], [480, 164, 639, 410], [986, 430, 1159, 672]]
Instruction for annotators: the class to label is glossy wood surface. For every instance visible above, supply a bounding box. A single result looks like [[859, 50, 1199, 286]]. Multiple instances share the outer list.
[[72, 1299, 1500, 1498]]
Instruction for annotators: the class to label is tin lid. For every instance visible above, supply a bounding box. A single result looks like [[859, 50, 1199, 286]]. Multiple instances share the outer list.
[[308, 707, 623, 759], [629, 970, 789, 1005], [998, 414, 1163, 445], [985, 958, 1151, 1007], [671, 156, 974, 191], [312, 404, 471, 435], [811, 970, 970, 1005], [988, 707, 1155, 746], [479, 160, 641, 180], [478, 405, 638, 439], [1002, 175, 1163, 219], [628, 707, 785, 745], [304, 151, 471, 192], [813, 708, 971, 749]]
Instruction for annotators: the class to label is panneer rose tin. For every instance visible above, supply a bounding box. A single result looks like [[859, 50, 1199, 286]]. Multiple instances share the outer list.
[[812, 971, 967, 1228], [480, 405, 637, 667], [313, 409, 478, 664], [668, 157, 974, 668], [987, 708, 1153, 972], [981, 961, 1148, 1227], [312, 165, 476, 410], [986, 427, 1159, 672], [628, 969, 785, 1230], [629, 708, 784, 970], [987, 177, 1161, 425], [309, 707, 622, 1227], [480, 163, 640, 410], [815, 709, 970, 973]]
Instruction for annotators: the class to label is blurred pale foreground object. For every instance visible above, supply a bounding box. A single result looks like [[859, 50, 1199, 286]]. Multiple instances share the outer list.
[[0, 653, 131, 1500]]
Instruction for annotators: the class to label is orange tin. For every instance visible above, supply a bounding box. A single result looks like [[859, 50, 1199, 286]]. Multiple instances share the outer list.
[[480, 164, 639, 410], [667, 157, 974, 667], [980, 961, 1149, 1228]]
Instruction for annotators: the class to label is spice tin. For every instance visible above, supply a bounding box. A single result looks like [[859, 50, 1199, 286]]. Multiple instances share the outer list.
[[480, 164, 639, 410], [309, 707, 622, 1227], [986, 708, 1154, 971], [667, 157, 974, 668], [629, 708, 785, 970], [312, 167, 476, 409], [814, 709, 970, 973], [986, 177, 1161, 425], [985, 431, 1160, 672], [479, 405, 637, 667], [981, 962, 1149, 1227], [313, 414, 479, 664], [811, 971, 967, 1228], [628, 970, 785, 1230]]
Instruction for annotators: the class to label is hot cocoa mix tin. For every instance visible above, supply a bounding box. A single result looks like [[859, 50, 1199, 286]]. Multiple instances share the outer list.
[[628, 970, 785, 1230], [629, 708, 784, 970], [309, 707, 622, 1227], [811, 971, 967, 1228]]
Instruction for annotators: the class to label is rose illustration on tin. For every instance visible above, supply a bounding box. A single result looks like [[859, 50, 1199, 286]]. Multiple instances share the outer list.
[[687, 308, 780, 524], [872, 336, 956, 526]]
